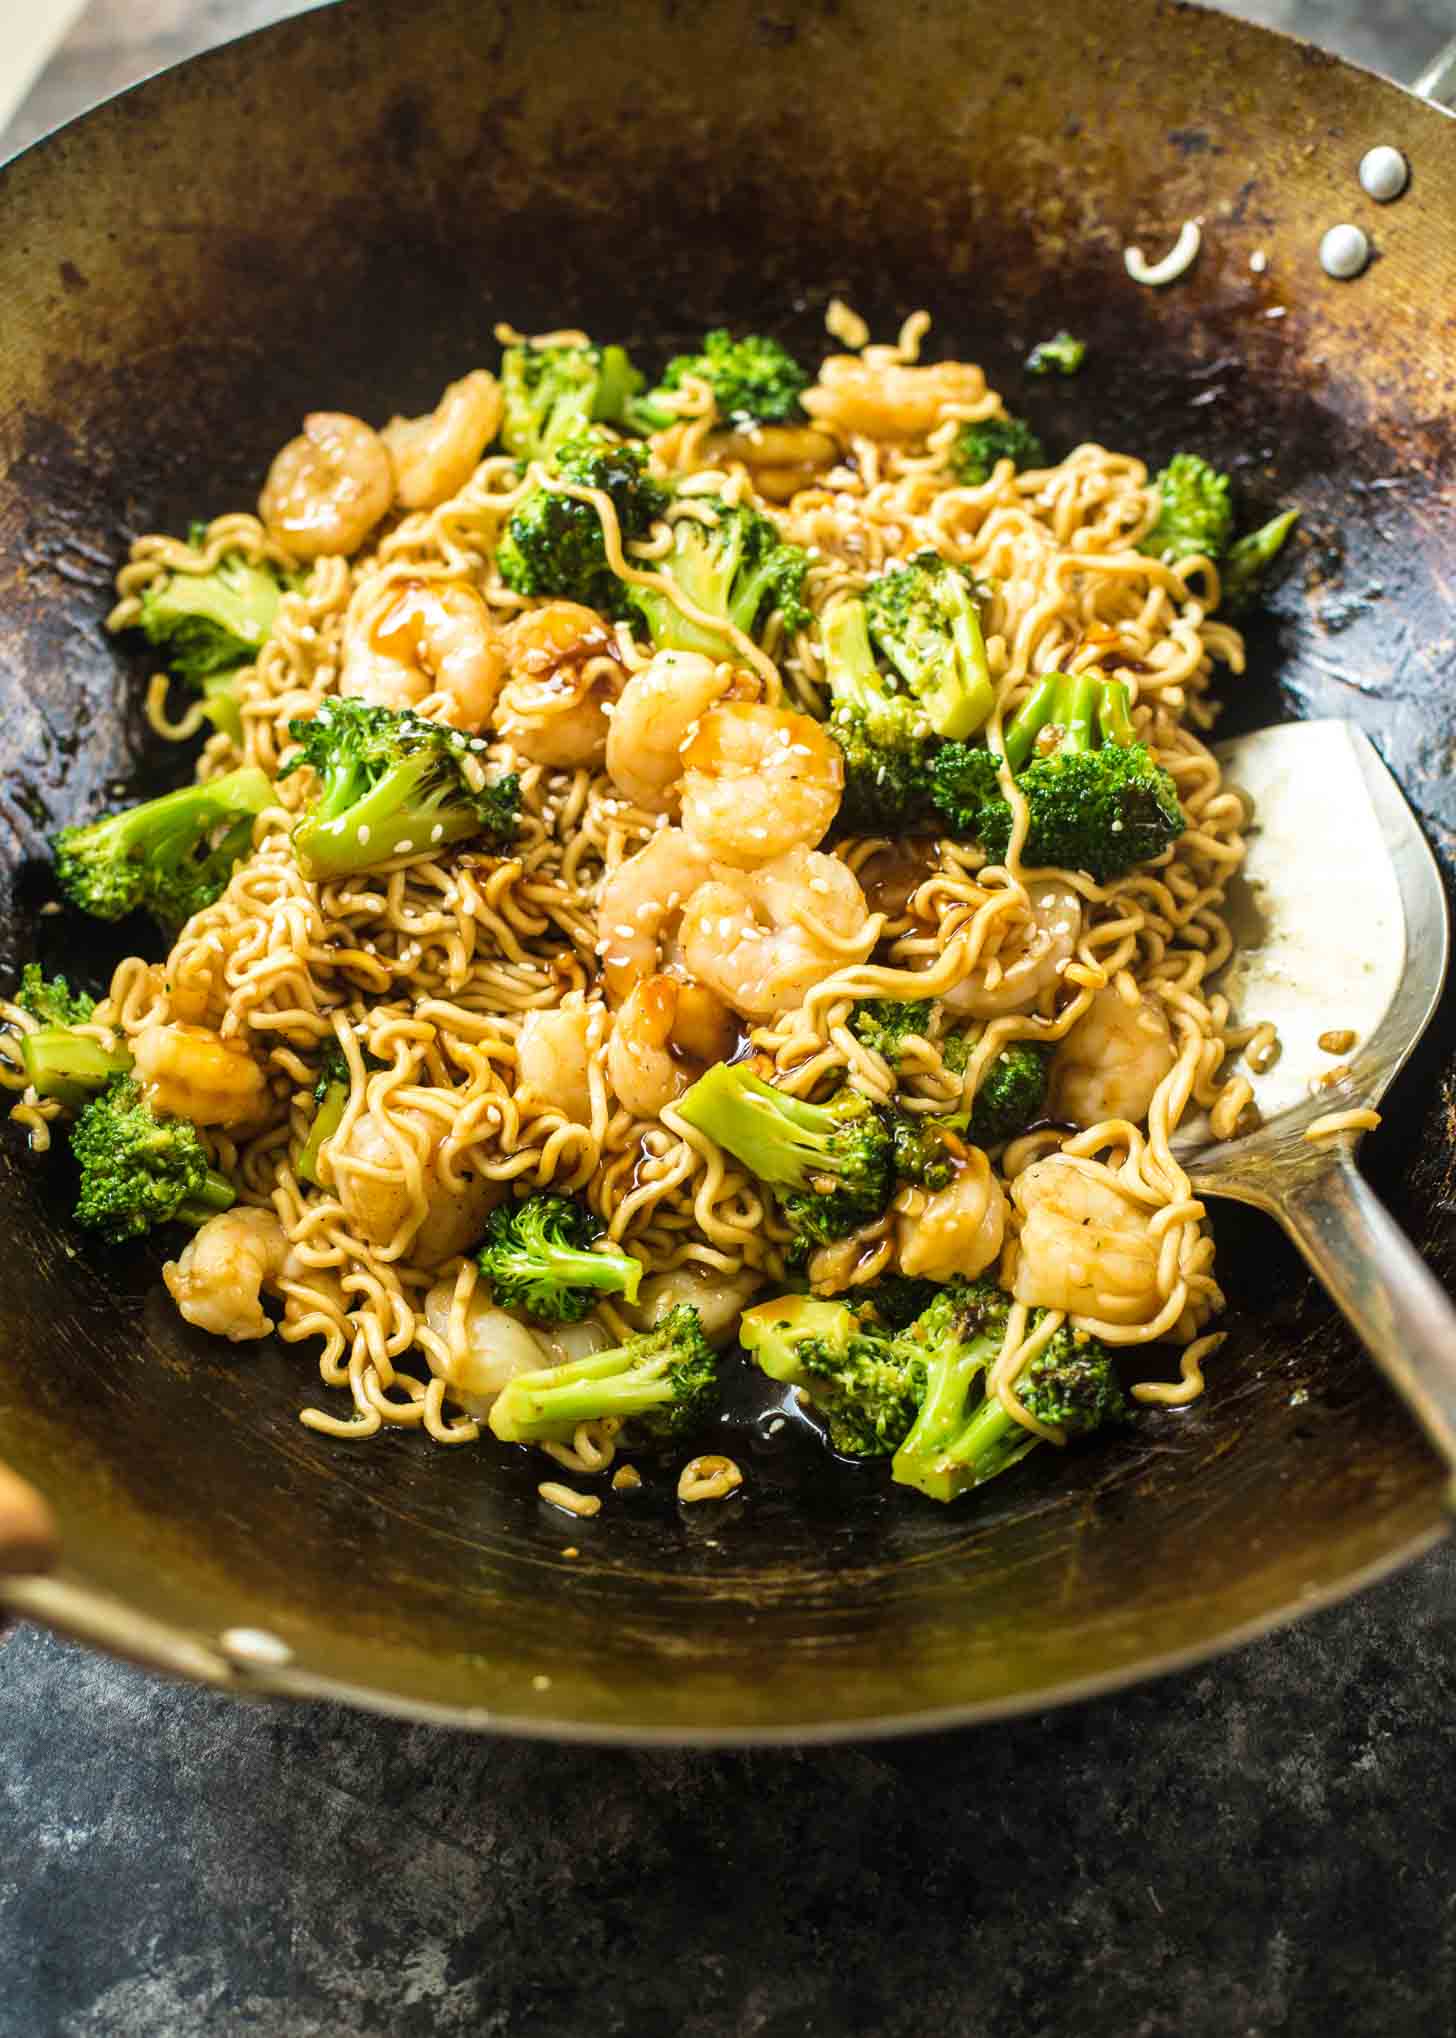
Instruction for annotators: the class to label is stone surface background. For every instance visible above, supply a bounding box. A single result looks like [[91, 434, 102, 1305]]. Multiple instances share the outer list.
[[3, 3, 1456, 2033]]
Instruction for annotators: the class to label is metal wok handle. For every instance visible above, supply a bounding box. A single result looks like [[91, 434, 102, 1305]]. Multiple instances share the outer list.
[[0, 1460, 57, 1577], [1413, 36, 1456, 107], [1276, 1151, 1456, 1490]]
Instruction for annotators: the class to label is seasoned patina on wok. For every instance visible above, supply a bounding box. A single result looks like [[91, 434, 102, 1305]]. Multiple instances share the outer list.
[[0, 0, 1452, 1740]]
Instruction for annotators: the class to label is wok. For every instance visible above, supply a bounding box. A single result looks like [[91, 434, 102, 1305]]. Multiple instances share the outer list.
[[0, 0, 1453, 1743]]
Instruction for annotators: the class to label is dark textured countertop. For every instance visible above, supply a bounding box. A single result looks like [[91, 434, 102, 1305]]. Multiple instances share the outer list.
[[5, 4, 1456, 2034]]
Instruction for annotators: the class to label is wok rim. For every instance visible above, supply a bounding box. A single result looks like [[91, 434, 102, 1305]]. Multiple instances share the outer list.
[[6, 1516, 1445, 1745], [0, 0, 1453, 1742]]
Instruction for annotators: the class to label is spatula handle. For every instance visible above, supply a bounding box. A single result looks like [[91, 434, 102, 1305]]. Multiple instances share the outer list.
[[0, 1459, 57, 1577], [1278, 1152, 1456, 1485]]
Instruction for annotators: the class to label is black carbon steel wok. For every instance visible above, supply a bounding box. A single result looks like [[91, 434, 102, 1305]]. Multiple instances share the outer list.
[[0, 0, 1453, 1742]]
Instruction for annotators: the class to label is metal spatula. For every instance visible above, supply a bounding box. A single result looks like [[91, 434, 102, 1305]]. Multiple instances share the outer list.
[[1174, 719, 1456, 1477]]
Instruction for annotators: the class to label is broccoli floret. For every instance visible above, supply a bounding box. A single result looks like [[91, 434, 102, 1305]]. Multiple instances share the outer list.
[[856, 1273, 940, 1331], [1222, 508, 1299, 612], [863, 552, 995, 741], [821, 599, 937, 834], [69, 1077, 235, 1242], [631, 329, 810, 433], [496, 431, 670, 613], [53, 765, 272, 932], [894, 1284, 1126, 1502], [624, 498, 811, 658], [888, 1109, 957, 1193], [16, 965, 94, 1027], [135, 544, 296, 745], [499, 340, 643, 462], [488, 1302, 716, 1444], [932, 673, 1182, 881], [19, 1025, 132, 1111], [1138, 452, 1234, 564], [963, 1039, 1050, 1146], [282, 697, 519, 882], [848, 998, 935, 1069], [475, 1192, 644, 1323], [675, 1063, 893, 1253], [1025, 331, 1086, 377], [950, 414, 1046, 487], [740, 1293, 926, 1457]]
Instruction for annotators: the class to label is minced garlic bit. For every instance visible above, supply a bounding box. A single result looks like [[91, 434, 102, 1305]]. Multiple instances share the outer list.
[[611, 1464, 642, 1492], [1125, 219, 1201, 287], [1318, 1028, 1357, 1056], [677, 1454, 744, 1503]]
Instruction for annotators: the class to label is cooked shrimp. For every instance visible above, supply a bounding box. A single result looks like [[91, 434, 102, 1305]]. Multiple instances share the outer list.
[[941, 881, 1083, 1018], [421, 1282, 548, 1417], [495, 601, 623, 769], [632, 1263, 763, 1347], [802, 355, 987, 441], [679, 703, 842, 866], [701, 424, 837, 502], [596, 827, 716, 1002], [605, 651, 733, 812], [1050, 987, 1177, 1129], [607, 974, 737, 1120], [380, 369, 502, 511], [515, 1004, 600, 1125], [897, 1146, 1007, 1282], [163, 1207, 293, 1343], [679, 846, 874, 1020], [331, 1103, 503, 1263], [1011, 1156, 1161, 1325], [341, 576, 505, 726], [258, 412, 394, 559], [131, 1021, 266, 1128]]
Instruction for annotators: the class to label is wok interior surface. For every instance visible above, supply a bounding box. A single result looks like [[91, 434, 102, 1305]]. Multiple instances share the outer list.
[[0, 0, 1453, 1738]]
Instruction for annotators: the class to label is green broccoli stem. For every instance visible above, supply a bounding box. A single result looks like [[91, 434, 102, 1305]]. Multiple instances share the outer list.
[[675, 1062, 835, 1188], [1097, 679, 1135, 747], [489, 1345, 676, 1440], [20, 1029, 133, 1108], [903, 1382, 1040, 1501], [201, 672, 245, 745], [1057, 674, 1098, 754], [297, 1078, 347, 1187], [891, 1333, 998, 1492], [822, 598, 880, 708], [176, 1172, 238, 1226], [1002, 674, 1061, 770], [529, 1236, 644, 1304]]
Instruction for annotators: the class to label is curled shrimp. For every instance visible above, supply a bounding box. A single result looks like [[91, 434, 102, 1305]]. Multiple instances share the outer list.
[[802, 355, 987, 441], [1050, 986, 1176, 1129], [941, 881, 1083, 1018], [607, 974, 737, 1120], [258, 412, 394, 559], [679, 702, 842, 867], [700, 424, 837, 502], [631, 1262, 763, 1346], [678, 846, 875, 1020], [331, 1103, 503, 1264], [131, 1021, 266, 1128], [605, 650, 734, 812], [596, 826, 716, 1002], [380, 369, 503, 511], [896, 1146, 1007, 1282], [515, 1003, 601, 1126], [421, 1282, 549, 1417], [341, 575, 505, 726], [164, 1207, 304, 1343], [495, 601, 623, 769], [1011, 1156, 1161, 1325]]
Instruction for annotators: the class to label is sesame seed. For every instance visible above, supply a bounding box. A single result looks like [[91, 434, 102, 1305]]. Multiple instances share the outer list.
[[357, 825, 371, 845]]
